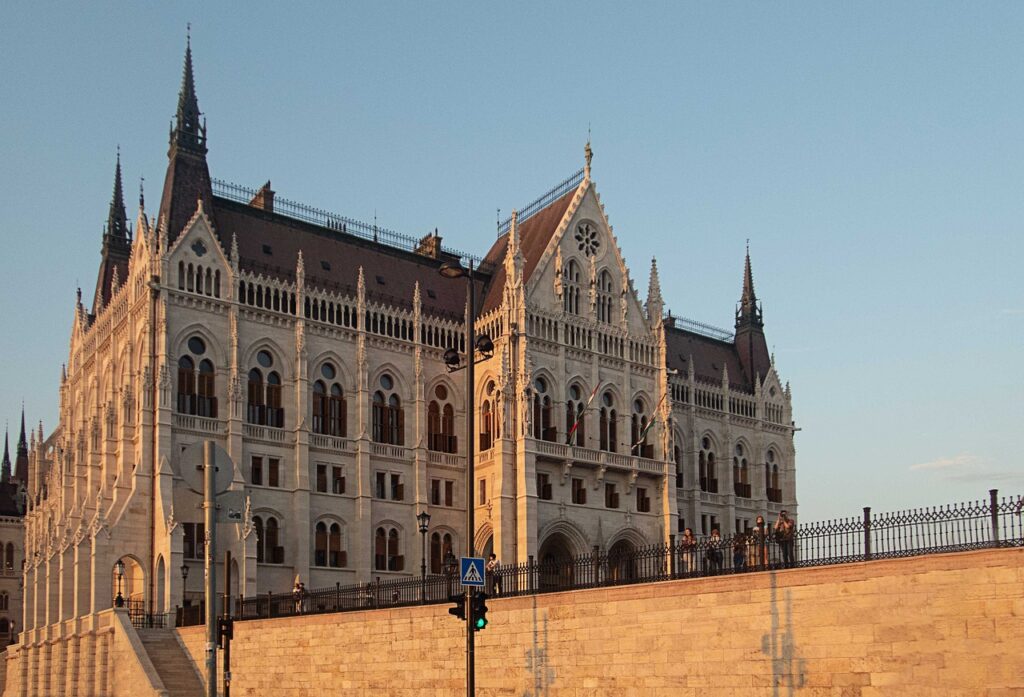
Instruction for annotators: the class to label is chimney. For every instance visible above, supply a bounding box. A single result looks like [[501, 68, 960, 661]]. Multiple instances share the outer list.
[[415, 228, 442, 259], [250, 181, 275, 213]]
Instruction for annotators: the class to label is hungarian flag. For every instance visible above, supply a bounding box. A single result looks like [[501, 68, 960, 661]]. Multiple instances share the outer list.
[[565, 383, 601, 446], [632, 393, 667, 452]]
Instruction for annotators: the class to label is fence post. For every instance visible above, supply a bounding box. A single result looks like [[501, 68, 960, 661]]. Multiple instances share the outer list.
[[863, 507, 872, 562], [669, 535, 677, 580], [267, 591, 274, 618], [528, 555, 535, 594], [990, 489, 1000, 546], [591, 545, 600, 587]]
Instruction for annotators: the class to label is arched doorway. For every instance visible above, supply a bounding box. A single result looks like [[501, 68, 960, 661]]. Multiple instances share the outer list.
[[607, 539, 637, 583], [112, 556, 146, 611], [537, 533, 575, 590]]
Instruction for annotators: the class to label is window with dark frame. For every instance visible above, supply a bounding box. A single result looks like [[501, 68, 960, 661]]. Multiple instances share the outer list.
[[268, 458, 280, 488], [571, 477, 586, 505], [536, 472, 553, 501], [250, 456, 263, 486], [316, 464, 327, 493], [604, 482, 619, 509], [332, 466, 345, 494], [637, 487, 651, 513]]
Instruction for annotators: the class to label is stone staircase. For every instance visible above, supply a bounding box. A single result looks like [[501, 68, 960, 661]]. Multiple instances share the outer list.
[[137, 629, 205, 697]]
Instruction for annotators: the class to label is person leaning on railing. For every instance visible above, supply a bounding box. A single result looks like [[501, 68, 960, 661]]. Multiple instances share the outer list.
[[704, 529, 723, 574], [773, 510, 796, 568], [679, 528, 697, 575]]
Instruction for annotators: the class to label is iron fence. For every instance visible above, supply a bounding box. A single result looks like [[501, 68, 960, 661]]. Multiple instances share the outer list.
[[125, 599, 166, 629], [176, 489, 1023, 628]]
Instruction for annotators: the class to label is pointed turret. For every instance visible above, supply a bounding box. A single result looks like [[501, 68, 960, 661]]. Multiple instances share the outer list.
[[646, 257, 664, 321], [93, 150, 132, 311], [15, 406, 28, 483], [158, 31, 215, 246], [1, 426, 11, 482], [733, 244, 770, 385]]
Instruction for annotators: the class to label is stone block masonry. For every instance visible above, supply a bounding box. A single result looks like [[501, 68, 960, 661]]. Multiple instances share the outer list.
[[173, 548, 1024, 696]]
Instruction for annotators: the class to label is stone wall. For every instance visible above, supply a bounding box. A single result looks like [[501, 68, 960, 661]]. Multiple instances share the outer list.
[[175, 547, 1024, 696]]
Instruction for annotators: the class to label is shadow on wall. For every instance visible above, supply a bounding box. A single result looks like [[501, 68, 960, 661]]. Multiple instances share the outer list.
[[524, 594, 555, 696], [762, 572, 806, 696]]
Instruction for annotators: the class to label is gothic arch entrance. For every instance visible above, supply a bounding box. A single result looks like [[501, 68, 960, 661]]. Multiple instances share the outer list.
[[607, 539, 637, 583], [538, 533, 575, 590]]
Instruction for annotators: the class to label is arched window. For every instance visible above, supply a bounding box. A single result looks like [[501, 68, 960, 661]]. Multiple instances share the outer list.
[[429, 531, 454, 575], [176, 337, 218, 418], [480, 381, 499, 450], [247, 350, 284, 427], [427, 384, 456, 453], [255, 515, 282, 564], [700, 437, 718, 493], [599, 392, 617, 453], [372, 374, 403, 445], [563, 259, 582, 315], [532, 377, 554, 441], [565, 384, 587, 447], [329, 523, 344, 567], [0, 592, 8, 611], [312, 362, 346, 436], [631, 398, 652, 458], [4, 543, 12, 569], [733, 443, 750, 498], [597, 270, 614, 323], [674, 437, 684, 488], [374, 526, 403, 571], [314, 521, 328, 567], [767, 449, 782, 503]]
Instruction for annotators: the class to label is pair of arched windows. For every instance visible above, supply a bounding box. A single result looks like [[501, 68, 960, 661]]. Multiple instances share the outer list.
[[767, 449, 782, 502], [532, 378, 555, 441], [630, 399, 653, 458], [563, 260, 582, 315], [314, 521, 345, 568], [312, 362, 346, 436], [596, 269, 614, 323], [733, 443, 751, 498], [480, 381, 499, 450], [177, 337, 217, 417], [599, 392, 618, 453], [247, 351, 283, 428], [177, 261, 221, 298], [429, 532, 454, 574], [699, 437, 718, 493], [372, 374, 403, 445], [427, 385, 456, 453], [374, 526, 403, 571], [565, 384, 587, 447], [254, 515, 282, 564]]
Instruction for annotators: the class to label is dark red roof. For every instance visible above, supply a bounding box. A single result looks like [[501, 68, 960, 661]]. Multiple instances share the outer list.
[[479, 187, 579, 315], [665, 324, 756, 392], [211, 198, 486, 320]]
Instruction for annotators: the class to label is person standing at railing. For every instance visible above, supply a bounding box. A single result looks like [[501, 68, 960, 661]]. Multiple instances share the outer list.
[[733, 532, 747, 572], [486, 553, 501, 596], [292, 579, 306, 614], [749, 516, 769, 569], [774, 510, 796, 568], [680, 528, 697, 575], [704, 528, 723, 574]]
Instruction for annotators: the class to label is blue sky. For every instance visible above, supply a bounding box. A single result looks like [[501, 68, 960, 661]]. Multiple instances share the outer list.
[[0, 2, 1020, 521]]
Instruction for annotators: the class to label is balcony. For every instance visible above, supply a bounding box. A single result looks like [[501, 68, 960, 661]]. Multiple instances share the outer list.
[[370, 442, 408, 461], [530, 439, 663, 475], [173, 413, 222, 435], [309, 433, 352, 452], [700, 477, 719, 494], [427, 451, 464, 467], [734, 482, 752, 499], [767, 487, 783, 503], [244, 423, 287, 444]]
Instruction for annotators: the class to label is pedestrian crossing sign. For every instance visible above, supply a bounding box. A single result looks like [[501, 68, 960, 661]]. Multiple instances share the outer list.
[[460, 557, 485, 587]]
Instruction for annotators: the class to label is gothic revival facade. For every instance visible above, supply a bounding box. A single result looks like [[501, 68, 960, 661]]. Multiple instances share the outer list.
[[21, 40, 796, 630], [0, 414, 28, 645]]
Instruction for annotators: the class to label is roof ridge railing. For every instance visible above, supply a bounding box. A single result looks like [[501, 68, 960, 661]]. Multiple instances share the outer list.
[[664, 312, 735, 342], [212, 179, 481, 265], [497, 168, 585, 237]]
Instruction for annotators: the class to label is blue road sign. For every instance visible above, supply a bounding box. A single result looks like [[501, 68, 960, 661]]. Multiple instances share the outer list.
[[460, 557, 485, 587]]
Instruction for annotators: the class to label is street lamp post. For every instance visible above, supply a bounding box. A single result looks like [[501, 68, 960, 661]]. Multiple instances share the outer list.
[[438, 258, 492, 697], [417, 511, 431, 605], [181, 563, 190, 606], [114, 559, 125, 608]]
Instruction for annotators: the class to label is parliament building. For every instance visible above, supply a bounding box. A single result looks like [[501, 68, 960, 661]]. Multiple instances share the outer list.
[[20, 39, 797, 631]]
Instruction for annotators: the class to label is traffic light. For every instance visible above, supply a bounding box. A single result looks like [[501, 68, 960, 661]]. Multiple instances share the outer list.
[[216, 617, 233, 648], [447, 594, 466, 621], [471, 592, 489, 631]]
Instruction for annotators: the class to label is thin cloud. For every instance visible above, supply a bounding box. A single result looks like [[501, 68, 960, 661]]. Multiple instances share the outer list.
[[1000, 308, 1024, 315], [909, 454, 981, 471]]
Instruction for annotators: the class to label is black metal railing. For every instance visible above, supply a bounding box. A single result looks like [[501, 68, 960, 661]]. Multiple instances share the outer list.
[[176, 489, 1023, 628], [212, 179, 480, 265], [125, 599, 166, 629], [497, 169, 585, 236]]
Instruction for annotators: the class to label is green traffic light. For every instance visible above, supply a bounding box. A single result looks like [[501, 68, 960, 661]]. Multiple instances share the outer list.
[[475, 617, 488, 630]]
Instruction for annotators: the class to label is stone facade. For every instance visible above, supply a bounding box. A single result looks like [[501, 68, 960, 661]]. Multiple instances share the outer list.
[[18, 38, 796, 642]]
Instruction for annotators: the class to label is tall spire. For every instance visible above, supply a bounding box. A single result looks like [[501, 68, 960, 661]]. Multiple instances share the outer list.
[[106, 149, 130, 245], [14, 405, 28, 483], [1, 425, 10, 482], [171, 26, 207, 155], [159, 30, 215, 246], [735, 241, 762, 330], [646, 257, 663, 321]]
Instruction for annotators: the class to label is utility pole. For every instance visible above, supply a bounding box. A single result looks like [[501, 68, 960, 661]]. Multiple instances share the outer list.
[[203, 441, 217, 697]]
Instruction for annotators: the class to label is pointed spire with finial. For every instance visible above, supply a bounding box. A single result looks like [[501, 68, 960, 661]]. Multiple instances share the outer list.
[[106, 148, 130, 244], [646, 257, 664, 321], [171, 24, 206, 155], [1, 425, 11, 482], [14, 404, 28, 483], [735, 240, 763, 331], [139, 176, 145, 212], [584, 137, 593, 179]]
